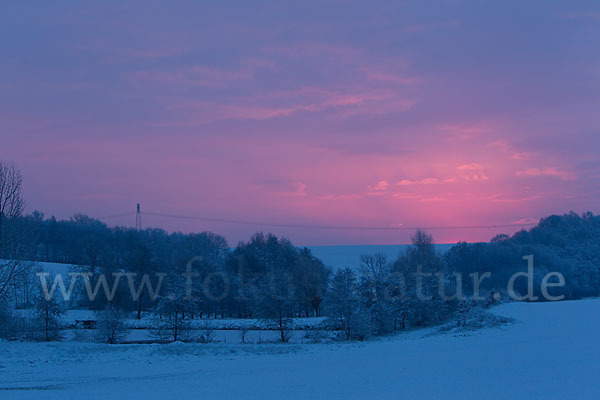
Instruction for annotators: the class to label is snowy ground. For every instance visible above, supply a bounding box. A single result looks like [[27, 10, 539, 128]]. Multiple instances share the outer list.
[[308, 244, 454, 270], [1, 299, 599, 399], [17, 310, 333, 344]]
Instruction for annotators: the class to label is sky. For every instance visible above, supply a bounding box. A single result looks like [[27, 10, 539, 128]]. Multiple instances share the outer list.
[[1, 0, 599, 246]]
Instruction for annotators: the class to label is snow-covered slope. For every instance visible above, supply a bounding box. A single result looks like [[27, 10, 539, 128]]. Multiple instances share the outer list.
[[0, 259, 80, 277], [308, 244, 454, 270], [1, 299, 598, 399]]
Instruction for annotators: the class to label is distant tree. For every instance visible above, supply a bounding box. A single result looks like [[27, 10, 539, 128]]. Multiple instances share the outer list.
[[325, 268, 368, 340], [252, 270, 295, 342], [225, 232, 310, 334], [153, 274, 194, 342], [122, 232, 155, 320], [293, 248, 330, 317], [393, 230, 456, 327], [95, 305, 126, 344], [0, 161, 25, 251], [359, 253, 396, 334], [443, 212, 600, 301], [35, 295, 65, 341], [0, 162, 28, 299]]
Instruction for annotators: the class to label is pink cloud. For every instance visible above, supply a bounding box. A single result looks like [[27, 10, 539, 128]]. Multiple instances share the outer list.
[[318, 193, 361, 201], [457, 163, 484, 171], [488, 194, 544, 203], [391, 192, 420, 199], [367, 180, 390, 196], [159, 86, 418, 125], [516, 167, 575, 181], [511, 217, 540, 225], [512, 152, 531, 160], [370, 180, 390, 191], [3, 1, 599, 247], [419, 196, 448, 202], [271, 181, 308, 197], [457, 163, 489, 181], [397, 178, 442, 186]]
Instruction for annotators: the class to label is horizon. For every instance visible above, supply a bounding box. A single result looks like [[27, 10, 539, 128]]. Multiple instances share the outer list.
[[20, 205, 540, 247], [2, 0, 599, 245]]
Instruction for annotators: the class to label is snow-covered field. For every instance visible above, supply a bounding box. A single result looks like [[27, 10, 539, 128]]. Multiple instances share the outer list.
[[308, 244, 454, 270], [1, 299, 599, 399], [0, 259, 77, 277], [4, 244, 456, 276]]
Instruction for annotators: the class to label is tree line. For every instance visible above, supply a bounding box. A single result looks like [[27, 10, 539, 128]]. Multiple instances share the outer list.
[[2, 162, 600, 342]]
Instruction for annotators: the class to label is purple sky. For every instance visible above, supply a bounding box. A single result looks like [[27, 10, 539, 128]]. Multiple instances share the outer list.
[[1, 1, 599, 245]]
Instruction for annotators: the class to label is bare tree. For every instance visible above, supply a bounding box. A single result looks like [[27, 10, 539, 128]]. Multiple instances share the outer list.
[[252, 271, 295, 343], [35, 295, 65, 341], [360, 253, 390, 282], [0, 162, 26, 299], [95, 305, 126, 344], [359, 254, 395, 334], [0, 162, 25, 249], [152, 275, 194, 342]]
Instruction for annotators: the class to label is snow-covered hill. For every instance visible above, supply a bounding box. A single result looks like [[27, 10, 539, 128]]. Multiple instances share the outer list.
[[0, 259, 81, 277], [1, 299, 598, 399], [307, 244, 454, 270]]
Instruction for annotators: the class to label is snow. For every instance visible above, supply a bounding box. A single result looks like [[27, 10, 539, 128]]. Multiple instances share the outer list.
[[308, 244, 454, 270], [60, 328, 328, 344], [4, 245, 455, 277], [0, 259, 82, 277], [1, 299, 599, 399], [124, 315, 328, 330]]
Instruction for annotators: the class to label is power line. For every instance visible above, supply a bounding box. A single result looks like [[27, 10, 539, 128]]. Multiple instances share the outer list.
[[96, 212, 135, 220], [94, 209, 538, 231], [136, 210, 537, 231]]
